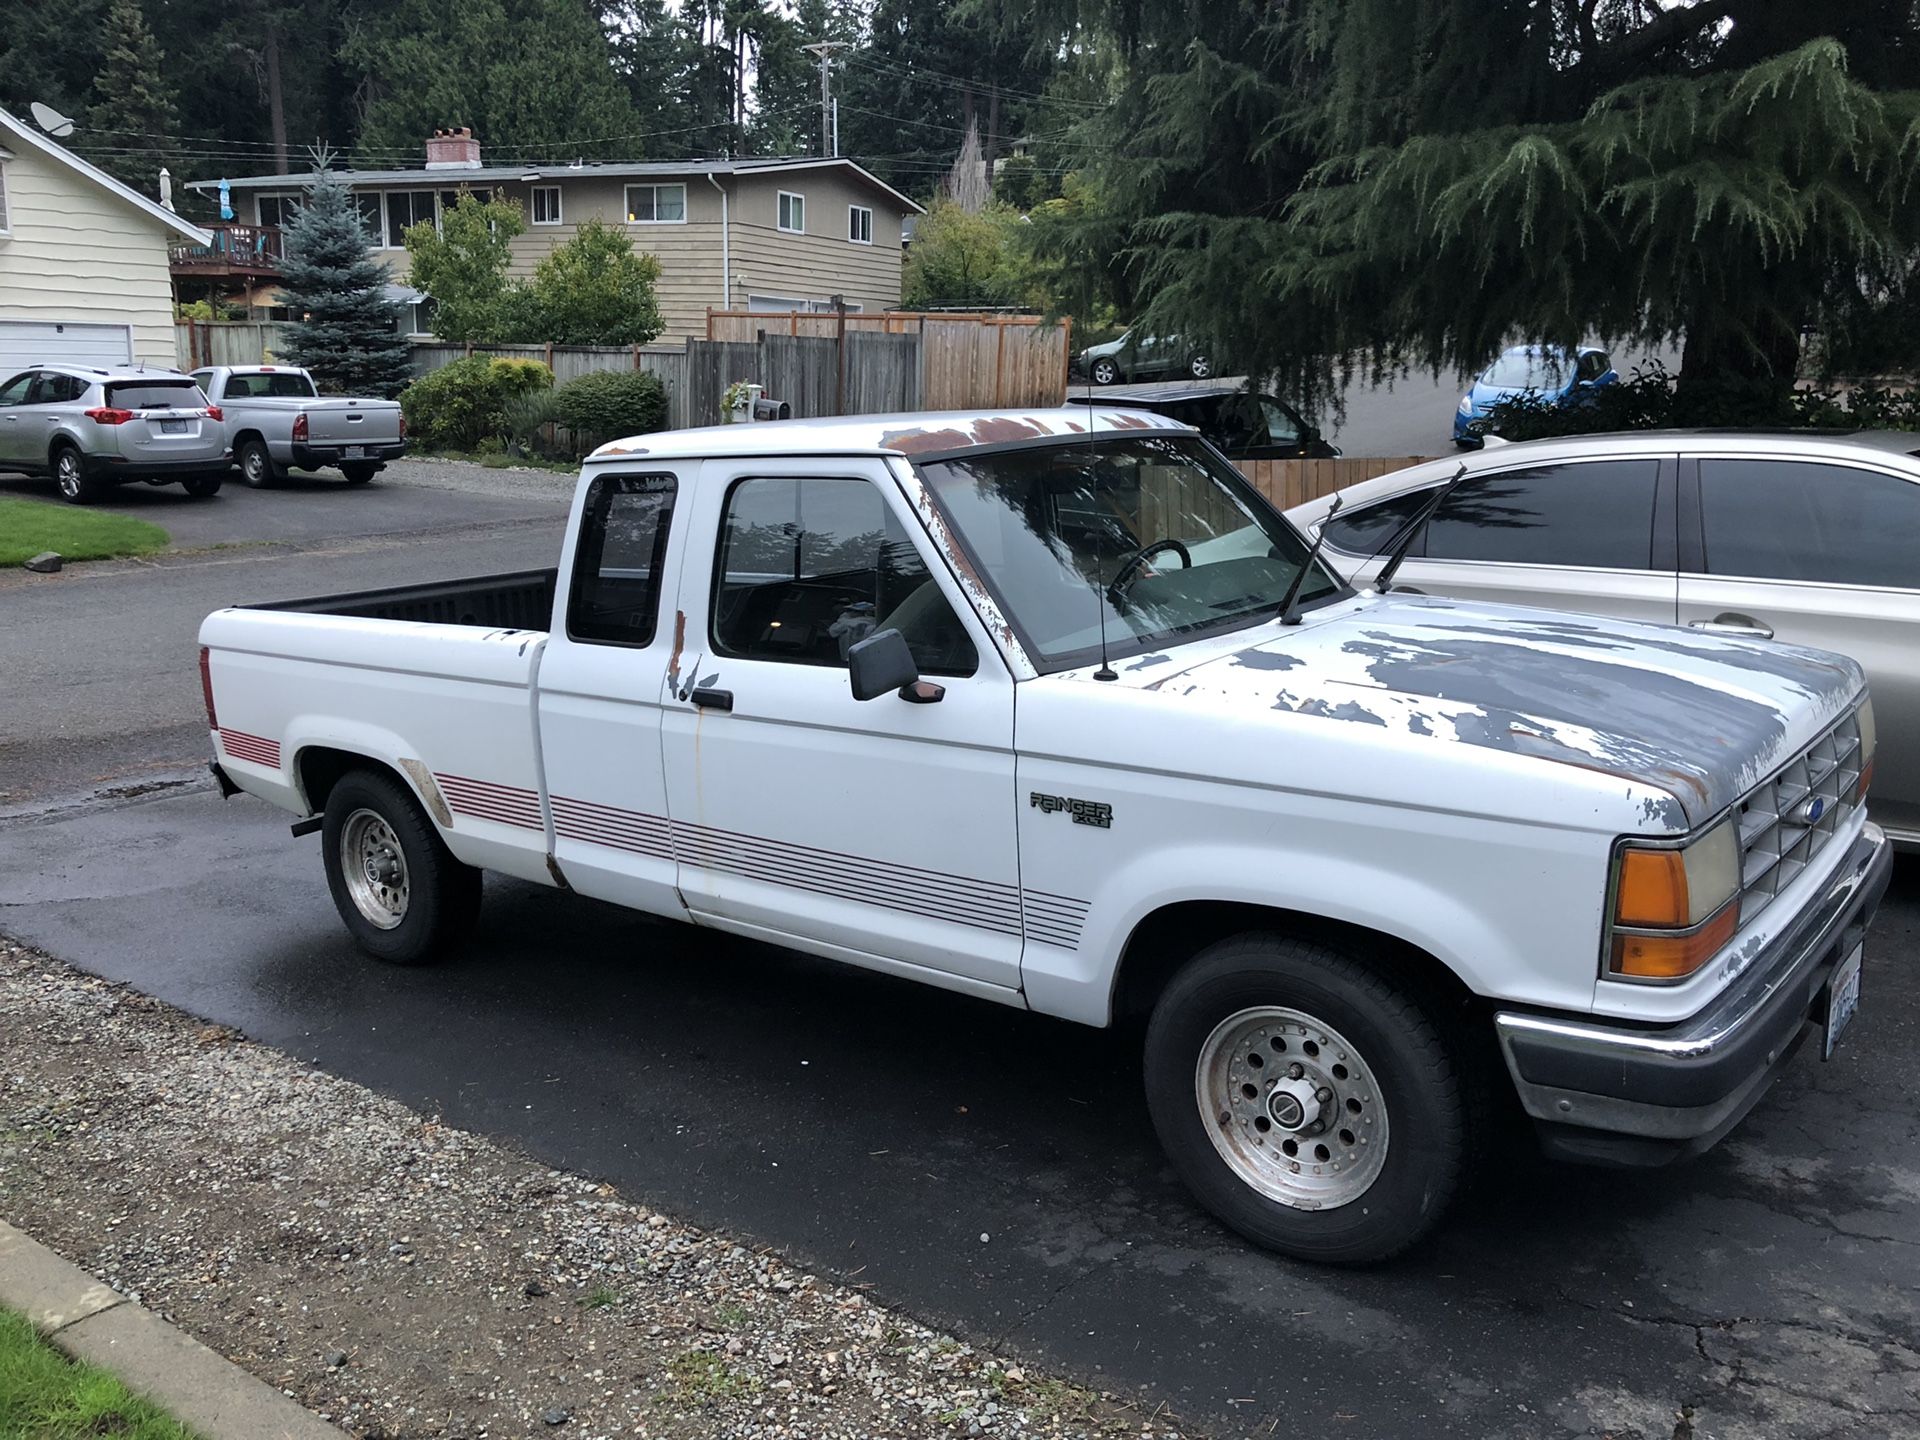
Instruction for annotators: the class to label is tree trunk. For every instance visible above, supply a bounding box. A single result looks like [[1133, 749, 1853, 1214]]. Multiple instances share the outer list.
[[266, 25, 288, 175], [1676, 284, 1803, 419]]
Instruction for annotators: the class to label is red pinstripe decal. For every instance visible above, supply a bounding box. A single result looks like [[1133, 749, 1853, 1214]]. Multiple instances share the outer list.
[[218, 729, 281, 768]]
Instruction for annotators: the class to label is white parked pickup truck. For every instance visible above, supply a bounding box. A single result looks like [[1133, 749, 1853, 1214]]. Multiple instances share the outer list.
[[189, 365, 405, 487], [199, 408, 1892, 1262]]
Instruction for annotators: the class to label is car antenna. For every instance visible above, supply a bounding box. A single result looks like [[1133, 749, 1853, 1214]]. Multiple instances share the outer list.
[[1276, 490, 1344, 626], [1371, 461, 1469, 595], [1089, 416, 1118, 681]]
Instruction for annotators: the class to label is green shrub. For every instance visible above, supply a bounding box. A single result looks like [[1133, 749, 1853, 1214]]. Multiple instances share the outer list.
[[401, 356, 554, 450], [503, 388, 564, 452], [552, 370, 669, 447]]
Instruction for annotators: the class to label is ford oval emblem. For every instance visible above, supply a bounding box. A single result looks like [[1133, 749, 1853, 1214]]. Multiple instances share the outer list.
[[1792, 795, 1827, 826]]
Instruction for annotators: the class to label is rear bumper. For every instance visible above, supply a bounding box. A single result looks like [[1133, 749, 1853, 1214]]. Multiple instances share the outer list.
[[1493, 821, 1892, 1166], [85, 451, 230, 479], [291, 440, 405, 470]]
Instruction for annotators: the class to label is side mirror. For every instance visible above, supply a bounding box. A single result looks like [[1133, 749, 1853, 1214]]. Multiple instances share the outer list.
[[847, 627, 920, 701]]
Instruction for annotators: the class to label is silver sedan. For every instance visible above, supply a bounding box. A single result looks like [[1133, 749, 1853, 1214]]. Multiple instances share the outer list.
[[1285, 430, 1920, 846]]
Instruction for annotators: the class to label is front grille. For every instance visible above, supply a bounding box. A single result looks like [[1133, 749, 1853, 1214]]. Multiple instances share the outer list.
[[1734, 708, 1864, 924]]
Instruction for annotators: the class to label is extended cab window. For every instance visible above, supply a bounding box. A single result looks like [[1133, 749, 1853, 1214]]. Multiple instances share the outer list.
[[568, 473, 677, 646], [227, 372, 318, 398], [712, 476, 978, 676], [1699, 459, 1920, 588]]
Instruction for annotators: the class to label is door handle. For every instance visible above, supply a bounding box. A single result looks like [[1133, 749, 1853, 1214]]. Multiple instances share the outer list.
[[689, 687, 733, 712], [1689, 614, 1773, 640]]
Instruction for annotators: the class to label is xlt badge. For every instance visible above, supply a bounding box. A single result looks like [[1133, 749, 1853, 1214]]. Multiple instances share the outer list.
[[1030, 792, 1113, 829]]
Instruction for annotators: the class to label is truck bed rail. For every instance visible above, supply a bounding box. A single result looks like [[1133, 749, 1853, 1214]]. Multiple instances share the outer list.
[[250, 569, 558, 629]]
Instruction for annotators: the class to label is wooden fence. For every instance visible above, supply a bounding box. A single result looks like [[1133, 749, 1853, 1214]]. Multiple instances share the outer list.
[[408, 342, 694, 430], [1238, 456, 1435, 510], [175, 320, 297, 370], [706, 310, 1069, 410]]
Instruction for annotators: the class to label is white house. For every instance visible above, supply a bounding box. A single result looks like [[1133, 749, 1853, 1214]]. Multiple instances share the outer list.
[[0, 107, 211, 371]]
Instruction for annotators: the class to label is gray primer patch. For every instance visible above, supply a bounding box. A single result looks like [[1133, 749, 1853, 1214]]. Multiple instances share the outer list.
[[1272, 692, 1390, 727], [1125, 653, 1174, 671], [1231, 649, 1304, 672]]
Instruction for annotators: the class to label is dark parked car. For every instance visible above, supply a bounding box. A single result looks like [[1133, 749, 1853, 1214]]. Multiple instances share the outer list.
[[1073, 330, 1212, 385], [1069, 384, 1340, 460]]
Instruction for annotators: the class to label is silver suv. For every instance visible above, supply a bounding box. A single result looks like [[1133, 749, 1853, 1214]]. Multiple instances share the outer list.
[[0, 364, 230, 505]]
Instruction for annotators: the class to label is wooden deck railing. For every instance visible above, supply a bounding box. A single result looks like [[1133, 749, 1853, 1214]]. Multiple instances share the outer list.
[[169, 224, 285, 272]]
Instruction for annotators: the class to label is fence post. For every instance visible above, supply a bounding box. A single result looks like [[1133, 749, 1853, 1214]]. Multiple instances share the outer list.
[[706, 308, 715, 342], [834, 296, 847, 416], [632, 344, 641, 371], [544, 341, 554, 372], [1060, 315, 1074, 402], [992, 317, 1007, 407]]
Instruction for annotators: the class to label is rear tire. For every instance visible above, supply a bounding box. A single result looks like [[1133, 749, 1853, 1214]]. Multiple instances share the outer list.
[[52, 446, 99, 505], [237, 437, 279, 488], [1144, 933, 1472, 1264], [321, 769, 481, 965], [341, 462, 377, 485], [1188, 354, 1213, 379], [182, 473, 223, 498], [1090, 358, 1120, 386]]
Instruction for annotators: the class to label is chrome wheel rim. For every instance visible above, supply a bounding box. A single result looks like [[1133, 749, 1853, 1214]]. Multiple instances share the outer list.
[[1190, 356, 1212, 378], [1195, 1006, 1388, 1210], [56, 454, 81, 497], [341, 809, 409, 930], [1093, 361, 1116, 384]]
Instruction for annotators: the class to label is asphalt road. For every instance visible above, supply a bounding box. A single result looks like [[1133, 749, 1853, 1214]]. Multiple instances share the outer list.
[[4, 461, 1918, 1436]]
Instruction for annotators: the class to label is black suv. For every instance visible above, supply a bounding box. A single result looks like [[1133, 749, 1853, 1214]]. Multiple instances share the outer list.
[[1068, 384, 1339, 460]]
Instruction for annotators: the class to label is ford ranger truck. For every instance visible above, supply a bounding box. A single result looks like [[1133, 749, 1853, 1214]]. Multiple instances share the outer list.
[[198, 408, 1892, 1264]]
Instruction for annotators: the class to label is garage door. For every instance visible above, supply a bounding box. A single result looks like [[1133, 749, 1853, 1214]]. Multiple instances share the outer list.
[[0, 321, 135, 373]]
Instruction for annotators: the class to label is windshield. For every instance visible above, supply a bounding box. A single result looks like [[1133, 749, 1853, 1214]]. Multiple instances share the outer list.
[[913, 435, 1348, 672], [1479, 350, 1569, 390]]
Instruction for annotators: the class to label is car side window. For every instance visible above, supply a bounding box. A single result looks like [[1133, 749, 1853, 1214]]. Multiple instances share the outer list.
[[1257, 397, 1301, 448], [0, 372, 32, 406], [1699, 459, 1920, 589], [567, 473, 677, 647], [1422, 459, 1660, 569], [24, 373, 62, 406], [712, 475, 978, 676], [1322, 489, 1434, 556]]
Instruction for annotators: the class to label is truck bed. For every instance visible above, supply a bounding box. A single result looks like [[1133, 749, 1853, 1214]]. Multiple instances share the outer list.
[[250, 569, 557, 629]]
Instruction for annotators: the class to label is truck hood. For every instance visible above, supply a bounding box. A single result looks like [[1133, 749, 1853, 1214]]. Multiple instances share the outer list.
[[1117, 595, 1863, 829]]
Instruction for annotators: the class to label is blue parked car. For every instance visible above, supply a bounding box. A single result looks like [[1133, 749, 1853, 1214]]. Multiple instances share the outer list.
[[1453, 344, 1617, 446]]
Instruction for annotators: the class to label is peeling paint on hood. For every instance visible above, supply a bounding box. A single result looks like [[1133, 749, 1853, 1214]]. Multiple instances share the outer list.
[[1098, 595, 1864, 829]]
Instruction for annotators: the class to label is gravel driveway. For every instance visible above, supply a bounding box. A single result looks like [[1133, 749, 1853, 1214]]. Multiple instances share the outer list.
[[0, 939, 1201, 1440]]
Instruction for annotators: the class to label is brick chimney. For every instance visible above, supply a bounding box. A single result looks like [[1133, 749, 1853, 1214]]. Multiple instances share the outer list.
[[425, 127, 481, 170]]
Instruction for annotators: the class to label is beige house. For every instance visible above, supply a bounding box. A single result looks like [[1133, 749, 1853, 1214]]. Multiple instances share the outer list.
[[0, 106, 211, 371], [193, 131, 922, 340]]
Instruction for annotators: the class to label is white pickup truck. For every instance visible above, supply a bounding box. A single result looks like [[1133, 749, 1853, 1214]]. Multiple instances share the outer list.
[[189, 365, 405, 487], [199, 408, 1892, 1262]]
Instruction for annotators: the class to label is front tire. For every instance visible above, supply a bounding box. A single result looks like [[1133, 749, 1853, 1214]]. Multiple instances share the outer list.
[[1090, 358, 1120, 386], [321, 769, 482, 965], [53, 446, 99, 505], [1188, 354, 1212, 379], [341, 462, 377, 485], [1144, 934, 1470, 1264]]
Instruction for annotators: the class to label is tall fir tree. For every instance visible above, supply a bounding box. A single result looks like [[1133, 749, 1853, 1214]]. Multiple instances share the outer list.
[[277, 169, 414, 397], [84, 0, 181, 196]]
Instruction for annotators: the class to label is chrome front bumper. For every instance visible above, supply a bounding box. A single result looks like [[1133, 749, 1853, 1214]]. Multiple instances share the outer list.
[[1493, 822, 1893, 1167]]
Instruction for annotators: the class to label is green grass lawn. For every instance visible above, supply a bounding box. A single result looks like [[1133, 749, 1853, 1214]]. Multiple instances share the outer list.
[[0, 499, 170, 568], [0, 1309, 199, 1438]]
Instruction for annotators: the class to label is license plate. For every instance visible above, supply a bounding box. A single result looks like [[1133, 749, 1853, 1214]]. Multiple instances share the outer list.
[[343, 445, 366, 459], [1823, 943, 1863, 1060], [159, 420, 187, 434]]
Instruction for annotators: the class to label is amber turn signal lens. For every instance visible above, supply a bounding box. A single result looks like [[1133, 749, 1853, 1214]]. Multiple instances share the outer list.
[[1858, 757, 1874, 802], [1615, 848, 1689, 928], [1611, 906, 1738, 980]]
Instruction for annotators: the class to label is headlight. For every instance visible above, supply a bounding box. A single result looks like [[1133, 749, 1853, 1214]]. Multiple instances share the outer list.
[[1858, 697, 1876, 800], [1607, 820, 1740, 981], [1457, 394, 1474, 416]]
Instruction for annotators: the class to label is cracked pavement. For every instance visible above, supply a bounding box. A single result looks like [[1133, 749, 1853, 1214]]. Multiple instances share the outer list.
[[2, 463, 1916, 1435]]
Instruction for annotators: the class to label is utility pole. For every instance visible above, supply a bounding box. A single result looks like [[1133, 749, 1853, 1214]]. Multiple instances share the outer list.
[[802, 41, 849, 157]]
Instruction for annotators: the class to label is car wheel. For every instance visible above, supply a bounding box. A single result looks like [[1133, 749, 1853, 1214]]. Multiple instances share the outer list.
[[237, 437, 278, 488], [181, 474, 223, 498], [321, 769, 482, 966], [52, 446, 98, 505], [1144, 933, 1477, 1264], [1188, 355, 1213, 379], [341, 462, 377, 485], [1091, 358, 1120, 386]]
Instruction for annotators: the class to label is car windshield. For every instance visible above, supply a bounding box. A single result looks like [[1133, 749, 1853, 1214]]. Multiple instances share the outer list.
[[913, 434, 1347, 672], [106, 381, 205, 410], [1479, 351, 1569, 390]]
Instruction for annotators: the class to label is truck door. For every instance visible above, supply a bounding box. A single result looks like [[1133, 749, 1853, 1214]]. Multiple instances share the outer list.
[[535, 467, 688, 916], [659, 456, 1023, 996]]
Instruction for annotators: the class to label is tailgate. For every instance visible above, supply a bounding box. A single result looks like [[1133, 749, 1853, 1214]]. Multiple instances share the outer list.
[[306, 401, 402, 447]]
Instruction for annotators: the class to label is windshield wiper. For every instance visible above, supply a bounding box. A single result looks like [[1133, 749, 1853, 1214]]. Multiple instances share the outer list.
[[1370, 461, 1468, 594], [1276, 491, 1343, 627]]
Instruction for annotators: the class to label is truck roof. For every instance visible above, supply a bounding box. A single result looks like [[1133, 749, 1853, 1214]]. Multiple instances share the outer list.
[[587, 407, 1194, 463]]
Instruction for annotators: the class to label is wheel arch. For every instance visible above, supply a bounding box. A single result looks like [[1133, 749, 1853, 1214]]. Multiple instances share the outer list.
[[294, 743, 451, 830]]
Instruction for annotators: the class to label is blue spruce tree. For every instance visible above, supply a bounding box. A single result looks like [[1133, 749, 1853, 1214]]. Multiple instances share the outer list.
[[278, 168, 414, 397]]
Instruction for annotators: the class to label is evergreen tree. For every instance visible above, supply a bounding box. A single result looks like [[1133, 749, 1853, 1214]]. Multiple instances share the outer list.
[[604, 0, 696, 150], [0, 0, 108, 121], [84, 0, 181, 196], [278, 169, 414, 396]]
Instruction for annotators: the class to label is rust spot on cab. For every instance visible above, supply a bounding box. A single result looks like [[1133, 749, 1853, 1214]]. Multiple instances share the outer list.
[[667, 610, 687, 692]]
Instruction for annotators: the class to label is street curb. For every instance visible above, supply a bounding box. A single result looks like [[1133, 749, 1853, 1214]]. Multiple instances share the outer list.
[[0, 1219, 347, 1440]]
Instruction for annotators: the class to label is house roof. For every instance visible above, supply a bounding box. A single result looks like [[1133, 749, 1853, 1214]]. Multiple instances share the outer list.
[[0, 107, 212, 244], [189, 156, 925, 215]]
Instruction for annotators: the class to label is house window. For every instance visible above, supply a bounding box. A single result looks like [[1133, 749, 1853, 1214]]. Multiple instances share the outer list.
[[625, 183, 686, 224], [354, 193, 383, 243], [438, 188, 491, 215], [746, 294, 863, 314], [256, 193, 299, 229], [531, 186, 563, 225], [848, 205, 873, 244], [0, 164, 10, 235], [777, 191, 805, 234], [380, 190, 438, 248]]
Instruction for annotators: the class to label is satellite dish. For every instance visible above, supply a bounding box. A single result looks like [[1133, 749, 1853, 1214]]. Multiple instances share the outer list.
[[30, 102, 76, 138]]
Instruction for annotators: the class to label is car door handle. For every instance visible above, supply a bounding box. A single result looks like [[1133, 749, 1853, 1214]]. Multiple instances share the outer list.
[[689, 687, 733, 712], [1689, 614, 1773, 640]]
